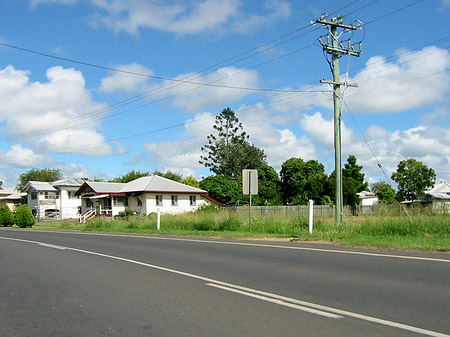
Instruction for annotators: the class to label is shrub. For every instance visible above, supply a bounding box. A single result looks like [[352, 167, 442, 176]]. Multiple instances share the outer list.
[[0, 205, 14, 227], [14, 205, 35, 228], [116, 209, 135, 218]]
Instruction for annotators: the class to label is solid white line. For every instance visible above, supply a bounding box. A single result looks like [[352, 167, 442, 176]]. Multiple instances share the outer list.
[[38, 243, 67, 250], [3, 228, 449, 263], [1, 235, 449, 337], [205, 283, 342, 319]]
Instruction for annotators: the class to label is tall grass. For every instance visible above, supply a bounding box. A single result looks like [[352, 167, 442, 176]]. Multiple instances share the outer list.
[[48, 209, 449, 251]]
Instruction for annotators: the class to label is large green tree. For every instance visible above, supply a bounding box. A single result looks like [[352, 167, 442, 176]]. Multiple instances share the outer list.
[[391, 158, 436, 202], [371, 182, 396, 204], [327, 171, 359, 206], [251, 164, 283, 206], [153, 170, 183, 183], [200, 107, 266, 178], [17, 168, 63, 191], [280, 158, 328, 205], [110, 170, 149, 183], [342, 155, 368, 193], [199, 175, 243, 205]]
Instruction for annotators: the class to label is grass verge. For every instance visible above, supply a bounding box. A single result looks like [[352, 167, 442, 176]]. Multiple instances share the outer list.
[[28, 210, 450, 252]]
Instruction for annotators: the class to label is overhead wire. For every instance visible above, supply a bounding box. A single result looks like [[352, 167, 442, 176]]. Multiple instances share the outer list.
[[0, 0, 375, 142]]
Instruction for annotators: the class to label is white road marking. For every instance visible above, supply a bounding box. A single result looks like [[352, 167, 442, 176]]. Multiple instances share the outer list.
[[1, 235, 449, 337], [206, 283, 342, 319], [2, 228, 449, 263], [38, 242, 67, 250]]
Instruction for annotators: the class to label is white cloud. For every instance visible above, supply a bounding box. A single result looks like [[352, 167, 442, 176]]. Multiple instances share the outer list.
[[231, 0, 290, 33], [31, 0, 290, 36], [157, 66, 260, 111], [0, 144, 48, 167], [344, 46, 450, 113], [0, 65, 115, 158], [99, 63, 153, 93]]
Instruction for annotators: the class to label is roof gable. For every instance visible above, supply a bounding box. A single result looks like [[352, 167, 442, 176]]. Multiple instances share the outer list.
[[120, 175, 207, 194], [24, 181, 57, 192]]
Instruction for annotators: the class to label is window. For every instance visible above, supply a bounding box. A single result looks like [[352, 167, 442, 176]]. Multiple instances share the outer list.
[[31, 192, 37, 200], [190, 195, 197, 206], [137, 198, 142, 207], [68, 191, 79, 199], [156, 195, 163, 206], [43, 192, 58, 199], [113, 196, 128, 206], [171, 195, 178, 206]]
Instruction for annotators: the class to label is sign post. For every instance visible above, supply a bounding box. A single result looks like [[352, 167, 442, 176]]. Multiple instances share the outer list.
[[243, 169, 258, 227]]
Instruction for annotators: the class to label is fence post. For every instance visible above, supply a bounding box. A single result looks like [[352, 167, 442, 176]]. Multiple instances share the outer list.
[[308, 200, 314, 234], [157, 208, 161, 230]]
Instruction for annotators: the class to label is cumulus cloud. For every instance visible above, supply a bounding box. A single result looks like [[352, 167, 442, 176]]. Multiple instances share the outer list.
[[0, 145, 48, 167], [344, 46, 450, 113], [31, 0, 290, 35], [99, 63, 153, 93], [0, 65, 116, 159], [156, 66, 260, 111]]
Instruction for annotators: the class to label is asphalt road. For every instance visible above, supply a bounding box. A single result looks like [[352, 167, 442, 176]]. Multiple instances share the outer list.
[[0, 228, 449, 337]]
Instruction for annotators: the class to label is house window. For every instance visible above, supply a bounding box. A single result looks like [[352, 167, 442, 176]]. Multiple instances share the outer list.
[[171, 195, 178, 206], [137, 198, 142, 206], [31, 192, 37, 200], [190, 195, 196, 206], [68, 191, 79, 199], [156, 195, 163, 206], [113, 196, 128, 206], [43, 192, 58, 199], [86, 199, 93, 207]]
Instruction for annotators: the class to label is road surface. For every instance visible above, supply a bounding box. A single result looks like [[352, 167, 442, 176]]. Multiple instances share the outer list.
[[0, 229, 449, 336]]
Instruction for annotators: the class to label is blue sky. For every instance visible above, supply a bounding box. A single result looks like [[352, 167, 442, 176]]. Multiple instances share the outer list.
[[0, 0, 449, 188]]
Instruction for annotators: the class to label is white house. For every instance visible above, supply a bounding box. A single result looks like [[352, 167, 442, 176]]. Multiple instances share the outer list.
[[426, 181, 450, 214], [357, 191, 379, 206], [23, 178, 85, 220], [76, 175, 221, 221], [0, 188, 26, 211]]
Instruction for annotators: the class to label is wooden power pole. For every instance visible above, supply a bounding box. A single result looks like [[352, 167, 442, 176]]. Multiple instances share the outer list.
[[314, 14, 362, 225]]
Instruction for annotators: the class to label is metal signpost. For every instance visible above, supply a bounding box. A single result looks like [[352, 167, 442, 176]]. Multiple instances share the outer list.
[[242, 169, 258, 226]]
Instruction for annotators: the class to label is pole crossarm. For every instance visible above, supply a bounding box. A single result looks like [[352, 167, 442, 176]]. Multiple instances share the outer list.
[[320, 79, 358, 88]]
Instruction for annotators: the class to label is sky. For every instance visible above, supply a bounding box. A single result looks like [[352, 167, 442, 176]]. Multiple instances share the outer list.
[[0, 0, 449, 189]]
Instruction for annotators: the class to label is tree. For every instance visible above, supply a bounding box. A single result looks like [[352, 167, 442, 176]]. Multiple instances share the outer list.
[[199, 175, 243, 205], [391, 158, 436, 202], [183, 176, 200, 188], [17, 168, 63, 191], [371, 182, 396, 204], [200, 107, 266, 177], [110, 170, 149, 183], [280, 158, 328, 205], [328, 171, 359, 206], [0, 180, 3, 189], [342, 155, 368, 193], [252, 164, 283, 206], [0, 205, 14, 227], [153, 170, 183, 183], [14, 205, 35, 228]]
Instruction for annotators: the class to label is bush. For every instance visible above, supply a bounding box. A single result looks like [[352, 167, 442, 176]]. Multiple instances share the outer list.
[[0, 205, 14, 227], [116, 209, 135, 218], [14, 205, 35, 228]]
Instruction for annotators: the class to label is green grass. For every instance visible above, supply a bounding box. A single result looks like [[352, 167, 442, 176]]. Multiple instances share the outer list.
[[27, 210, 450, 252]]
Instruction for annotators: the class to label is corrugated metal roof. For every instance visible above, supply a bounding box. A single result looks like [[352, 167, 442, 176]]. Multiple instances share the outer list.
[[26, 181, 57, 192], [86, 181, 125, 193], [119, 175, 207, 193], [52, 178, 85, 187]]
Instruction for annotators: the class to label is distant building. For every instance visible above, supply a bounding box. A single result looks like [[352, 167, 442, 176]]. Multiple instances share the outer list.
[[76, 175, 221, 222], [426, 181, 450, 214], [0, 188, 26, 211], [23, 178, 85, 220], [357, 191, 379, 206]]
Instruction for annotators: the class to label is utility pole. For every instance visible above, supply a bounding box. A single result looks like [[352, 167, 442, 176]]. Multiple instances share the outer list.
[[313, 14, 362, 225]]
